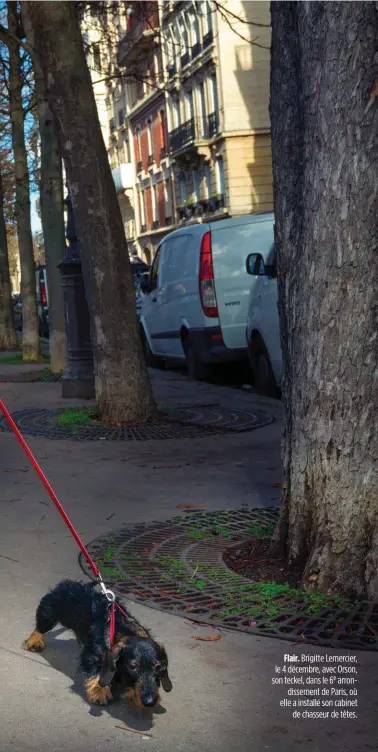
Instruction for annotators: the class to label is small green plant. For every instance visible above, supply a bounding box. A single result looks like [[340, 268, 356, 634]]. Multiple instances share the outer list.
[[55, 407, 99, 427], [247, 521, 276, 538]]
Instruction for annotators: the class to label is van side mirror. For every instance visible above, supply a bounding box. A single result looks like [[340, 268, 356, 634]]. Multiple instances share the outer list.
[[139, 272, 150, 293], [246, 253, 277, 278], [246, 253, 265, 275]]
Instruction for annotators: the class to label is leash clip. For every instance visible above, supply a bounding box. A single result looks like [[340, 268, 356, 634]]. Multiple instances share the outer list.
[[98, 577, 116, 603]]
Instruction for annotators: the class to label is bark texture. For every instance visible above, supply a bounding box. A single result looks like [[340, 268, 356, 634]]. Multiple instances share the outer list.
[[25, 1, 157, 421], [0, 170, 17, 350], [22, 5, 67, 373], [8, 1, 40, 362], [270, 2, 378, 597]]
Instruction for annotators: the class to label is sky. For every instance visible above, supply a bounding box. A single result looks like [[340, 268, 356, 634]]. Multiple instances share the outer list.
[[30, 192, 42, 234]]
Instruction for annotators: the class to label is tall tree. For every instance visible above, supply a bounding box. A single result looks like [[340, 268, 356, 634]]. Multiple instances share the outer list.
[[7, 0, 40, 361], [270, 2, 378, 598], [25, 1, 156, 422], [21, 4, 67, 373], [0, 163, 17, 349]]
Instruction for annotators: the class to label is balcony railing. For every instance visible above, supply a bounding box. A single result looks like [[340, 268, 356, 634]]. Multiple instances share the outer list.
[[160, 146, 168, 160], [169, 118, 196, 152], [140, 223, 147, 233], [180, 51, 190, 68], [177, 195, 225, 222], [169, 114, 220, 153], [148, 154, 154, 166], [136, 160, 143, 173], [118, 15, 159, 66], [203, 29, 213, 49], [152, 220, 159, 229], [208, 111, 219, 138]]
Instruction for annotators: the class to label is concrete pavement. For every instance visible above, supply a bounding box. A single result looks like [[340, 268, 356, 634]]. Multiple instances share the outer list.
[[0, 365, 376, 751]]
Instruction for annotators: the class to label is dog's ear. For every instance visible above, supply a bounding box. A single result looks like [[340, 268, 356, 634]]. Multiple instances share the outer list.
[[158, 645, 173, 693], [98, 638, 127, 688], [161, 670, 173, 693]]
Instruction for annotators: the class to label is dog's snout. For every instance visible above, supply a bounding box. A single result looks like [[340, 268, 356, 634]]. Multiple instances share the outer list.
[[142, 693, 157, 707]]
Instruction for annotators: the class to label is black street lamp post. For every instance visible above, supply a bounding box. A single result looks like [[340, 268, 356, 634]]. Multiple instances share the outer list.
[[58, 193, 95, 399]]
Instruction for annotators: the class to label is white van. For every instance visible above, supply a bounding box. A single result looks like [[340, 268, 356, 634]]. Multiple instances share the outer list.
[[245, 245, 282, 396], [140, 212, 274, 379]]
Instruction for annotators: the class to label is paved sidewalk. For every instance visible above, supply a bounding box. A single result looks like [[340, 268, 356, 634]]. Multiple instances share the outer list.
[[0, 367, 376, 752]]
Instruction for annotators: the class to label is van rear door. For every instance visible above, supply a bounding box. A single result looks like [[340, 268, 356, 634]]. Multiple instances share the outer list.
[[210, 214, 274, 350]]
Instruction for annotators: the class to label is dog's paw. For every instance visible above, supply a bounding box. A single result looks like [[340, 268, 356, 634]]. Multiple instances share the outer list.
[[86, 676, 113, 706], [23, 630, 46, 652]]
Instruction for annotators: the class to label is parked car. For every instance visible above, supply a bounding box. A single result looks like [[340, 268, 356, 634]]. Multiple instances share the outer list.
[[245, 243, 281, 396], [139, 212, 274, 379]]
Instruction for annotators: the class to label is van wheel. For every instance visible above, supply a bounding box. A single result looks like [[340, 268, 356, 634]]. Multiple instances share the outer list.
[[248, 339, 278, 397], [141, 329, 165, 370], [185, 344, 211, 382]]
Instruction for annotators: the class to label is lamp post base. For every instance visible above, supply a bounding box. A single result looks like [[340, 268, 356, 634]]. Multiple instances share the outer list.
[[61, 375, 95, 400]]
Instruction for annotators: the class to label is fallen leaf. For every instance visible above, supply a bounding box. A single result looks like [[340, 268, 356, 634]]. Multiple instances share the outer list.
[[248, 620, 257, 627], [177, 504, 206, 509], [192, 634, 222, 642]]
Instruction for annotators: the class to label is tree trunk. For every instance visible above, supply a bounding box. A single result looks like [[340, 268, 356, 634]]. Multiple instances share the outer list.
[[270, 2, 378, 599], [21, 4, 67, 373], [0, 170, 18, 350], [24, 1, 157, 422], [8, 1, 40, 362]]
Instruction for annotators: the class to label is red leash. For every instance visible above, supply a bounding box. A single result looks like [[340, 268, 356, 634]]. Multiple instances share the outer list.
[[0, 397, 132, 643]]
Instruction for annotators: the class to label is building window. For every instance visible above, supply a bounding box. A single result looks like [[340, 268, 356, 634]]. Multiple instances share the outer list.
[[192, 170, 201, 201], [179, 174, 187, 204], [136, 126, 142, 161], [186, 90, 194, 121], [187, 8, 200, 52], [109, 118, 116, 134], [164, 179, 172, 222], [197, 81, 207, 136], [178, 16, 189, 54], [216, 157, 225, 197], [172, 100, 181, 128], [152, 183, 158, 225], [123, 139, 130, 163], [92, 43, 101, 72], [204, 163, 212, 198], [147, 119, 153, 164], [210, 73, 219, 115], [118, 109, 124, 126], [139, 188, 146, 230], [201, 1, 213, 46], [159, 110, 166, 155]]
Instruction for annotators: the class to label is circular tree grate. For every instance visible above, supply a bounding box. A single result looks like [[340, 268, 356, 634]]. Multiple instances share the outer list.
[[0, 405, 273, 441], [79, 508, 378, 651], [0, 370, 62, 384]]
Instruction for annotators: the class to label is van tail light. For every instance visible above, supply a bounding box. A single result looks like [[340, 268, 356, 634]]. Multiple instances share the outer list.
[[199, 231, 218, 318], [40, 280, 47, 307]]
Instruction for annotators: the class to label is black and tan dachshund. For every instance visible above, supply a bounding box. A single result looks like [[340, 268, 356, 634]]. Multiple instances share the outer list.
[[24, 580, 172, 707]]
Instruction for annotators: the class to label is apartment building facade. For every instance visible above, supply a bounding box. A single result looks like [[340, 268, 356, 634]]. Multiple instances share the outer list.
[[86, 1, 273, 263], [161, 0, 272, 225]]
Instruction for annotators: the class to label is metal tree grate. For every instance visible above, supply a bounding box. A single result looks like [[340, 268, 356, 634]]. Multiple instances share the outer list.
[[79, 509, 378, 651], [0, 405, 273, 441]]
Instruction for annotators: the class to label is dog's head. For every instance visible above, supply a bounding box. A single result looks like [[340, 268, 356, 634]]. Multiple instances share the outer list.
[[98, 635, 172, 708]]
